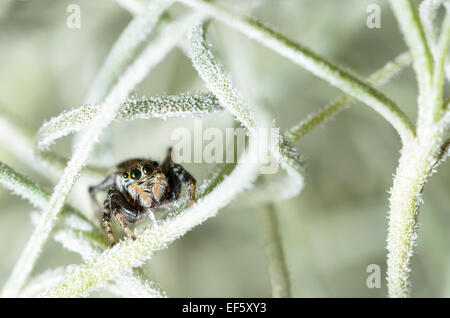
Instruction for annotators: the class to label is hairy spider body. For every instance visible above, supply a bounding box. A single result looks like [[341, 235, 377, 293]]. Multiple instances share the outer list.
[[89, 148, 196, 245]]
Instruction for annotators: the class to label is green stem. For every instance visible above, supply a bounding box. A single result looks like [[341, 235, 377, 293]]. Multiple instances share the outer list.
[[389, 0, 434, 130], [1, 2, 172, 297], [285, 52, 411, 142], [432, 7, 450, 120], [259, 204, 291, 298], [386, 129, 443, 297], [178, 0, 415, 142]]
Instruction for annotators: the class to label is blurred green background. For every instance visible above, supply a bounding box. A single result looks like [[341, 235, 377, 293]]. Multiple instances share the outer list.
[[0, 0, 449, 297]]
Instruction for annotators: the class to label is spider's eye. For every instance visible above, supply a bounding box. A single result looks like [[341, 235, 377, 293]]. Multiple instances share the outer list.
[[130, 169, 142, 180], [143, 164, 154, 175], [122, 172, 129, 179]]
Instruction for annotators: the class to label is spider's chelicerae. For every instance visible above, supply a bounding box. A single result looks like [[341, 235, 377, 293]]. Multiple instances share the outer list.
[[89, 147, 196, 245]]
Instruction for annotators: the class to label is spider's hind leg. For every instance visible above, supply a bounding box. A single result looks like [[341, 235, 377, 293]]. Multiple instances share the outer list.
[[102, 202, 116, 246], [162, 147, 196, 206]]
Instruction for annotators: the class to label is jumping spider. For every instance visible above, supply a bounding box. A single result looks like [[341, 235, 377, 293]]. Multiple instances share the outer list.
[[89, 147, 196, 246]]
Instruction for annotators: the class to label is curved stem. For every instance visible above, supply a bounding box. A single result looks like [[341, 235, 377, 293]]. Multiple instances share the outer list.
[[285, 52, 411, 142], [1, 3, 174, 297], [386, 129, 443, 297], [389, 0, 434, 131], [178, 0, 415, 142], [189, 23, 299, 297], [85, 0, 174, 104]]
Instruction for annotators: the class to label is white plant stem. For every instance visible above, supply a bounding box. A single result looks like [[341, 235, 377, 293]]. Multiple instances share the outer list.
[[52, 228, 166, 298], [40, 19, 274, 298], [177, 0, 415, 142], [387, 126, 444, 297], [188, 23, 297, 296], [188, 23, 304, 201], [431, 7, 450, 120], [389, 0, 434, 132], [19, 268, 67, 298], [0, 163, 163, 297], [385, 0, 450, 298], [85, 0, 174, 104], [419, 0, 443, 58], [37, 93, 221, 150], [1, 3, 178, 297], [259, 204, 291, 298], [285, 52, 411, 142], [40, 147, 262, 297]]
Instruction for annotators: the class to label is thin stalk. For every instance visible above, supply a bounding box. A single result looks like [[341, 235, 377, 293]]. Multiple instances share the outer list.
[[389, 0, 434, 130], [188, 23, 304, 201], [0, 162, 163, 297], [188, 23, 298, 297], [285, 52, 411, 142], [419, 0, 444, 58], [259, 204, 291, 298], [178, 0, 415, 142], [1, 3, 173, 297], [85, 0, 174, 104], [0, 161, 90, 228], [41, 19, 275, 297], [431, 7, 450, 120], [37, 93, 221, 150], [386, 127, 444, 297]]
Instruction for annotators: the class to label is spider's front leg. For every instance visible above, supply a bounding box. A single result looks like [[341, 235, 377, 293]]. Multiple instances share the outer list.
[[104, 187, 139, 245], [162, 147, 197, 206], [89, 174, 117, 218]]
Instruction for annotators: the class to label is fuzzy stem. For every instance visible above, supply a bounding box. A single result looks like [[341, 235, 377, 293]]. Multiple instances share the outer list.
[[386, 127, 443, 297], [431, 7, 450, 120], [40, 135, 265, 297], [41, 19, 275, 297], [177, 0, 415, 142], [0, 162, 162, 297], [285, 52, 411, 142], [419, 0, 444, 58], [36, 93, 220, 150], [1, 3, 174, 297], [85, 0, 174, 104], [259, 204, 291, 298], [188, 23, 299, 297], [389, 0, 434, 131]]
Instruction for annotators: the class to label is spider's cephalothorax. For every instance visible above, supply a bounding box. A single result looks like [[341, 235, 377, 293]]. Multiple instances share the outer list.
[[89, 148, 196, 245]]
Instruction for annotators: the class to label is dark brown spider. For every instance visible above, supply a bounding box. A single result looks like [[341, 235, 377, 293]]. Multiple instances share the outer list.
[[89, 147, 196, 246]]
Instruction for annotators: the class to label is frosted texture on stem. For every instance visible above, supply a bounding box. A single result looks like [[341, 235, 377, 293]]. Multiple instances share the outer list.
[[0, 164, 164, 297], [41, 20, 275, 298], [260, 204, 291, 298], [1, 3, 178, 297], [285, 52, 411, 142], [178, 0, 415, 142], [37, 93, 222, 150], [389, 0, 434, 130], [85, 0, 174, 104], [188, 24, 304, 202], [387, 127, 444, 297], [53, 228, 167, 298], [19, 268, 67, 298], [188, 23, 296, 296], [419, 0, 444, 58], [431, 7, 450, 120]]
